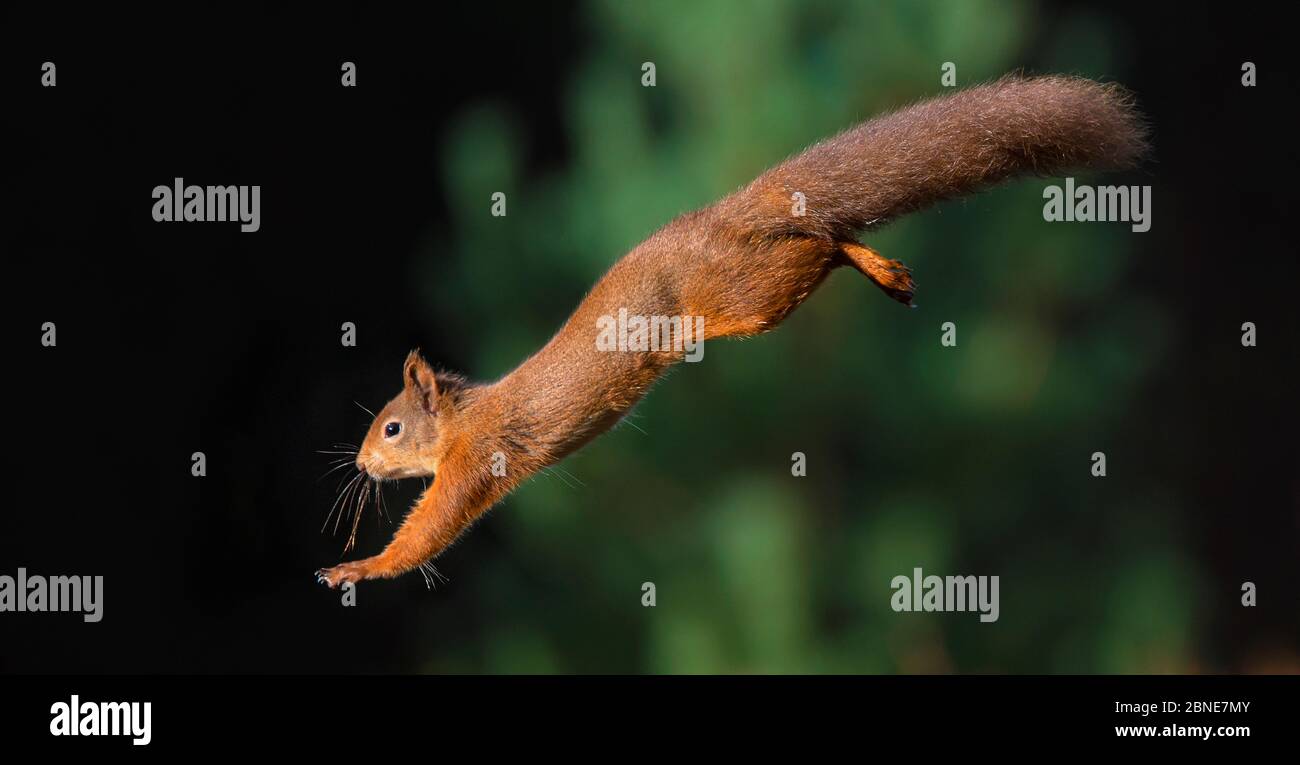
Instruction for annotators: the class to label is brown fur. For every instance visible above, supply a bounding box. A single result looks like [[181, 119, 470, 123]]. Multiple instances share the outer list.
[[317, 75, 1147, 587]]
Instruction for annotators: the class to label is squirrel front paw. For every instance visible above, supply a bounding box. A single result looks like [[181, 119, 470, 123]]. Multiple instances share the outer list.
[[316, 560, 372, 589]]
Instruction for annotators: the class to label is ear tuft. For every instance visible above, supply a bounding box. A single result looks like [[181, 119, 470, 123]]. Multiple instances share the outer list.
[[403, 349, 439, 412]]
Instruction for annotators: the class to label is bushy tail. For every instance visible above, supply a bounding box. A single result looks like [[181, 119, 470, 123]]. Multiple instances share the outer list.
[[721, 75, 1148, 241]]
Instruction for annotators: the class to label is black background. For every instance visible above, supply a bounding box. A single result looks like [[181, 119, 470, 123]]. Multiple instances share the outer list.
[[1, 2, 1296, 682]]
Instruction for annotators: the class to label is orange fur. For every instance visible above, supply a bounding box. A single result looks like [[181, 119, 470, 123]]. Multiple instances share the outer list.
[[317, 75, 1146, 588]]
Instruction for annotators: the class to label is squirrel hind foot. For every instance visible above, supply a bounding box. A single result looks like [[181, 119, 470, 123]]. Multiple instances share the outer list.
[[836, 241, 916, 306]]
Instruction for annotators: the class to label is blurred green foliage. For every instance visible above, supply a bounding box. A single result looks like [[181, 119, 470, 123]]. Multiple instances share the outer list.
[[406, 0, 1193, 673]]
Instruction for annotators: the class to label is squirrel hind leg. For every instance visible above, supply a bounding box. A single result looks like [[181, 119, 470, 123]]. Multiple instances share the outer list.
[[837, 241, 916, 306]]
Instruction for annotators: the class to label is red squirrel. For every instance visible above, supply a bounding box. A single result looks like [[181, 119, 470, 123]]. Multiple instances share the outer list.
[[316, 75, 1147, 588]]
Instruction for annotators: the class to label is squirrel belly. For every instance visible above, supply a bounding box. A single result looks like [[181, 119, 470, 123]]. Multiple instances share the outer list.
[[316, 74, 1147, 588]]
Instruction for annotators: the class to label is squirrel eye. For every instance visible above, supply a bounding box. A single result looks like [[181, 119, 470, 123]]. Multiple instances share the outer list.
[[384, 422, 401, 438]]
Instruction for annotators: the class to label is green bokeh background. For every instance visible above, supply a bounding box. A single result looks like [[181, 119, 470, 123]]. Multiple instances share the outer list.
[[361, 0, 1289, 673]]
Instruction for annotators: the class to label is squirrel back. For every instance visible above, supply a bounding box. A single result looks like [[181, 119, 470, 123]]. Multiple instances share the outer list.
[[482, 76, 1148, 479]]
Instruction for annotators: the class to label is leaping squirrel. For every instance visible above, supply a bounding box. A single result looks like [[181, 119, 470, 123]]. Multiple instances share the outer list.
[[317, 75, 1147, 588]]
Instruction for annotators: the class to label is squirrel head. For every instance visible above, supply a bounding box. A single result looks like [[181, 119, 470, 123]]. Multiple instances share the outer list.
[[356, 350, 467, 480]]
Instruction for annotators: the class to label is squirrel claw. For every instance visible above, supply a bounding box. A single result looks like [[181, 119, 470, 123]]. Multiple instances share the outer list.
[[316, 561, 371, 589]]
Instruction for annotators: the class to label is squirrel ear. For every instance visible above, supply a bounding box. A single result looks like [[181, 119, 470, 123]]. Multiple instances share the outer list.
[[403, 349, 439, 412]]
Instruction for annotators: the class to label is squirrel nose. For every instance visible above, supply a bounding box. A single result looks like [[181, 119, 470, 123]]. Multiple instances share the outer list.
[[356, 455, 367, 472]]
